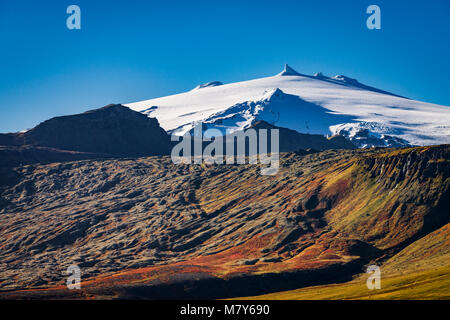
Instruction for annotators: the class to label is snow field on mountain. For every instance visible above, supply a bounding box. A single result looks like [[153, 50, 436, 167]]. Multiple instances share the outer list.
[[125, 65, 450, 147]]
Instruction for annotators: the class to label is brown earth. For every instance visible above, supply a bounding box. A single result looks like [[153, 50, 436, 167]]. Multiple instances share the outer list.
[[0, 144, 448, 299]]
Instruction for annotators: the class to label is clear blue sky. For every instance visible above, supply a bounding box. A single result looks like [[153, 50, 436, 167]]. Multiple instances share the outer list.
[[0, 0, 449, 133]]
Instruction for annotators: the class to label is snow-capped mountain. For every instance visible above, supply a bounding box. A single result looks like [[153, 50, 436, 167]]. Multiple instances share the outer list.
[[125, 64, 450, 148]]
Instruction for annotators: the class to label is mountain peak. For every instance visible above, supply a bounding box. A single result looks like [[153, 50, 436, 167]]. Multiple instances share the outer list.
[[262, 88, 285, 101], [126, 65, 447, 146], [278, 64, 301, 76]]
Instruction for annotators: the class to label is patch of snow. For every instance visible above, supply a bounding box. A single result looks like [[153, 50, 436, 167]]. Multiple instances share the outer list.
[[330, 122, 411, 148], [331, 75, 359, 85], [125, 64, 450, 147], [193, 81, 223, 90]]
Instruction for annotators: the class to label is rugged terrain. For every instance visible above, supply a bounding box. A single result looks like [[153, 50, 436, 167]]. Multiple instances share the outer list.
[[0, 144, 448, 299], [0, 104, 171, 157], [0, 104, 355, 168]]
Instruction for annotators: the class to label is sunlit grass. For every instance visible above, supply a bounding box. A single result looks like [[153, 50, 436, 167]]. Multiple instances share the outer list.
[[233, 266, 450, 300]]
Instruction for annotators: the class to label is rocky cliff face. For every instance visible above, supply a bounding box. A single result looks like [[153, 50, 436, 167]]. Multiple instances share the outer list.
[[2, 104, 171, 157]]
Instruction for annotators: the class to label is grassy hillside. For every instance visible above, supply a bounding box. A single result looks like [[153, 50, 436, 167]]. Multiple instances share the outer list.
[[236, 223, 450, 300], [382, 223, 450, 276], [234, 266, 450, 300]]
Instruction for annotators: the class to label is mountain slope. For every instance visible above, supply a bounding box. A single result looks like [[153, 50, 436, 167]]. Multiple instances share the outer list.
[[0, 144, 448, 299], [234, 267, 450, 300], [250, 120, 356, 151], [236, 223, 450, 300], [126, 65, 450, 147], [0, 105, 356, 168], [1, 104, 171, 157], [381, 223, 450, 275]]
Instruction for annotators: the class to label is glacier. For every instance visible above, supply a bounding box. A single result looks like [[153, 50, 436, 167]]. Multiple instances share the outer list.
[[125, 64, 450, 148]]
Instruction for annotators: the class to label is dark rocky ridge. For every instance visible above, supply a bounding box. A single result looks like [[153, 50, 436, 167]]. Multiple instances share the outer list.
[[250, 120, 356, 151], [1, 104, 171, 157], [0, 145, 113, 168], [0, 105, 356, 168], [183, 120, 356, 158]]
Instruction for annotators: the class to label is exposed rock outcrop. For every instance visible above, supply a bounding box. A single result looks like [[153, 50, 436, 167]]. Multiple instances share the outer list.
[[0, 104, 171, 165]]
